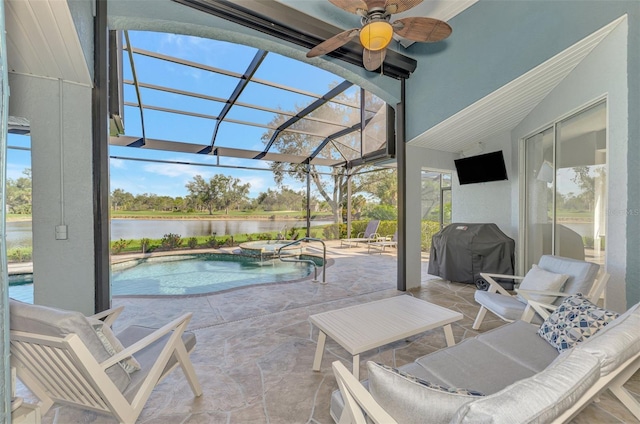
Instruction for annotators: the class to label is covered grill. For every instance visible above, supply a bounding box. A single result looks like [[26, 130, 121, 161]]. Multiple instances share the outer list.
[[428, 223, 515, 289]]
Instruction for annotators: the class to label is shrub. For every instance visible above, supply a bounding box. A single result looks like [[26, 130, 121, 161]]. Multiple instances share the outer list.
[[140, 238, 151, 253], [7, 247, 32, 262], [188, 237, 198, 249], [582, 236, 594, 248], [365, 204, 397, 221], [112, 238, 130, 254], [421, 221, 441, 251], [161, 233, 183, 250], [322, 224, 341, 240], [206, 235, 218, 248]]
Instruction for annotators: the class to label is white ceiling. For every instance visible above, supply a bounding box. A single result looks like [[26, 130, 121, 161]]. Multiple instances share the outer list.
[[408, 15, 625, 154], [5, 0, 92, 86]]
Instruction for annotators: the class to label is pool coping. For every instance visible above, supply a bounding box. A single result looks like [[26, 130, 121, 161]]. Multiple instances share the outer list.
[[111, 253, 335, 298], [10, 246, 335, 298]]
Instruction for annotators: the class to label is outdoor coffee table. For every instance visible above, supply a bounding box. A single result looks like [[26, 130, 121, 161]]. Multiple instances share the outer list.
[[310, 295, 464, 379]]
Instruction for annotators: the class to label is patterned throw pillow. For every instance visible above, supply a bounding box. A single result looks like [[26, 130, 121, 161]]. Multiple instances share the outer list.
[[538, 294, 619, 352], [376, 363, 484, 396]]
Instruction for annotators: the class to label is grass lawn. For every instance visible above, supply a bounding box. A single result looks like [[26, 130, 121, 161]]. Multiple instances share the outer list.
[[109, 210, 327, 219]]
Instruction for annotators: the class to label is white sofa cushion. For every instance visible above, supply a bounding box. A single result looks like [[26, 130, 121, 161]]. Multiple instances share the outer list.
[[537, 255, 599, 298], [367, 362, 481, 424], [516, 264, 568, 304], [451, 348, 601, 423], [578, 302, 640, 375], [538, 294, 619, 352]]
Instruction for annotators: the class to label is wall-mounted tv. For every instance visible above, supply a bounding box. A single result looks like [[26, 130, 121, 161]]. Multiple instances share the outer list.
[[454, 150, 508, 185]]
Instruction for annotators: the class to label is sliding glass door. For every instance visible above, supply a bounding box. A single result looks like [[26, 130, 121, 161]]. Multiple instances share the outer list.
[[523, 101, 607, 269]]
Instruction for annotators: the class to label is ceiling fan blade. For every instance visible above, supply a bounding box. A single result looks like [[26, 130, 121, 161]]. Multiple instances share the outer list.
[[306, 29, 360, 58], [384, 0, 423, 14], [363, 0, 387, 11], [328, 0, 368, 15], [392, 17, 452, 42], [362, 48, 386, 71]]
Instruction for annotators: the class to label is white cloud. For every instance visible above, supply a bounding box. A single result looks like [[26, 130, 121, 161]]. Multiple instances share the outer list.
[[142, 162, 214, 179], [110, 158, 127, 169], [241, 175, 268, 194]]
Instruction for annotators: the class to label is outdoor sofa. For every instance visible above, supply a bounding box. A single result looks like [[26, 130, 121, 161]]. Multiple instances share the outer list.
[[330, 295, 640, 423]]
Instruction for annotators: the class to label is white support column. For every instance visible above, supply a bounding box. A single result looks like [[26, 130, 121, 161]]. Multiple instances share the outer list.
[[8, 74, 96, 315], [404, 146, 423, 289]]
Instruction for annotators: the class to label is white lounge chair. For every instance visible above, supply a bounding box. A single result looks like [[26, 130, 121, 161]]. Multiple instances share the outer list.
[[9, 299, 202, 424], [472, 255, 609, 329], [341, 220, 381, 248], [368, 231, 397, 254]]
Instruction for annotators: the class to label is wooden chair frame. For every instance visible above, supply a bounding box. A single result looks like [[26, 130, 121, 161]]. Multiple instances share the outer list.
[[10, 306, 202, 424]]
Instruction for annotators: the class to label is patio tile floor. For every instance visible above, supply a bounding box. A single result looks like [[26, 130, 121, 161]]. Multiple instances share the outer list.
[[16, 241, 640, 423]]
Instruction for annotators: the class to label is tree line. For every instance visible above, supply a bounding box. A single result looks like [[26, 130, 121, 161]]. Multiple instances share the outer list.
[[6, 167, 400, 223], [111, 174, 313, 215]]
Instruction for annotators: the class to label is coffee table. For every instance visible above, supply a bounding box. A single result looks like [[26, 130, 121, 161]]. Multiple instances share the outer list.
[[310, 295, 463, 379]]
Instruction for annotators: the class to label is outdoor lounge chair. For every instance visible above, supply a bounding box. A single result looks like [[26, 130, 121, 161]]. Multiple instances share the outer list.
[[340, 219, 381, 247], [472, 255, 609, 329], [367, 231, 397, 254], [9, 299, 202, 424]]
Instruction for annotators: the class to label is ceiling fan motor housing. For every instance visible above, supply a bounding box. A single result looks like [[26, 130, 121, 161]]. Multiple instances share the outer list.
[[360, 9, 393, 51]]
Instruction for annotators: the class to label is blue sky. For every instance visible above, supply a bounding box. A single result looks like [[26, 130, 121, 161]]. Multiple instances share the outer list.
[[8, 31, 352, 199], [108, 31, 348, 198]]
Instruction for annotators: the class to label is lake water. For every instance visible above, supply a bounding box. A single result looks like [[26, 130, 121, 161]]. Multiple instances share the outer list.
[[5, 219, 333, 249]]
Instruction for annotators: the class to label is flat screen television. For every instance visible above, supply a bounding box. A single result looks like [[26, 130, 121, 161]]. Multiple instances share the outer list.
[[454, 150, 508, 185]]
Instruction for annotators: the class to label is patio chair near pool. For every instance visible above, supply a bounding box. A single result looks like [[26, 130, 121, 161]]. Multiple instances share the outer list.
[[9, 299, 202, 424], [368, 231, 398, 254], [340, 219, 380, 248]]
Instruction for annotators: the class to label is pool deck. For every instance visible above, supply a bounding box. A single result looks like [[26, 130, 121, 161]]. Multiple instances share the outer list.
[[7, 246, 266, 275], [14, 240, 639, 424]]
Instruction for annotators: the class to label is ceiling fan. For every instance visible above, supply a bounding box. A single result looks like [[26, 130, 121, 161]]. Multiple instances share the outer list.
[[306, 0, 452, 71]]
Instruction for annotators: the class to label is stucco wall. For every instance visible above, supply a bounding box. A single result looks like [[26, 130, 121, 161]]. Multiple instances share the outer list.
[[8, 74, 95, 315], [405, 1, 639, 308], [451, 131, 514, 239], [512, 18, 629, 311]]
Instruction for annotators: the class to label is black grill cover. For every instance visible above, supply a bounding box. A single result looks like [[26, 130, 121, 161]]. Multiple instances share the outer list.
[[428, 223, 515, 284]]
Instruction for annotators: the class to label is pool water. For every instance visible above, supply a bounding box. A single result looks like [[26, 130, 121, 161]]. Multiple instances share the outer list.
[[112, 253, 320, 295], [9, 253, 323, 301]]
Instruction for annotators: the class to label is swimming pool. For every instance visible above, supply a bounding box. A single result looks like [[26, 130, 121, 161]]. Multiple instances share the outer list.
[[113, 252, 324, 296], [9, 252, 324, 300]]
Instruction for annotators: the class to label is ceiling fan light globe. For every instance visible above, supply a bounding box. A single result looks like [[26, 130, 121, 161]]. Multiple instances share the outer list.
[[359, 21, 393, 51]]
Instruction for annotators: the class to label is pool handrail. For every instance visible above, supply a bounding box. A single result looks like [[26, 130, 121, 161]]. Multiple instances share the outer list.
[[277, 237, 326, 284]]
